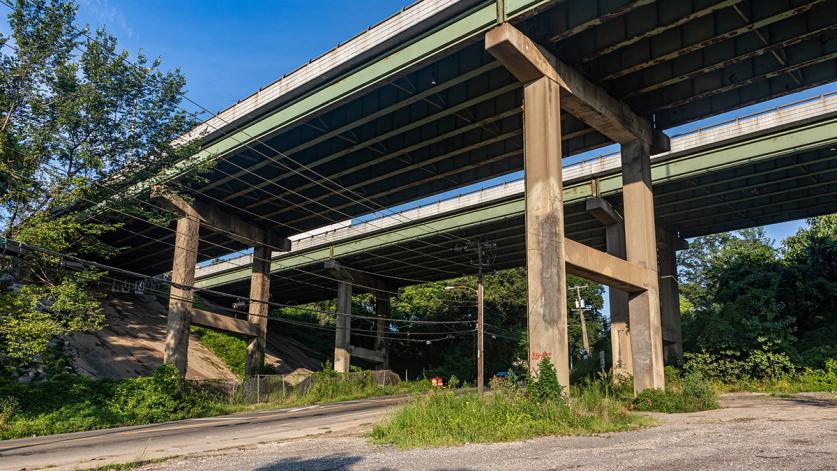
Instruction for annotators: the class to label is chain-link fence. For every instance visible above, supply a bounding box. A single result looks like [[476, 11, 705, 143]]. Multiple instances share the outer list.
[[190, 369, 401, 405]]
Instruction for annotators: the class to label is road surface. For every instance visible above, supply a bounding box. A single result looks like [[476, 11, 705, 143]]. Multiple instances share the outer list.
[[139, 393, 837, 471], [0, 395, 407, 471], [3, 392, 835, 470]]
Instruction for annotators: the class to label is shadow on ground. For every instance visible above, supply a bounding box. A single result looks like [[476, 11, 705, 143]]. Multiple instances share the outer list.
[[253, 453, 476, 471]]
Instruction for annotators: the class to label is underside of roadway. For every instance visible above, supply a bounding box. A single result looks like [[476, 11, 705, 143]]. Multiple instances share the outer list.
[[2, 393, 834, 471]]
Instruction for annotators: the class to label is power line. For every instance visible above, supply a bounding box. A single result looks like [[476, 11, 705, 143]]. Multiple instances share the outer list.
[[0, 5, 482, 264], [1, 235, 478, 325]]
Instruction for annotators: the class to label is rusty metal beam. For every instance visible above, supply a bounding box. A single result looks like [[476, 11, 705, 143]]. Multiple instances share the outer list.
[[582, 0, 744, 63], [549, 0, 655, 43], [601, 0, 829, 81], [624, 23, 837, 99], [653, 51, 837, 112]]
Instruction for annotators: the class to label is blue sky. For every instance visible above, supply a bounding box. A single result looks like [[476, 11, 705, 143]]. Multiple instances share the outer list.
[[1, 1, 830, 255]]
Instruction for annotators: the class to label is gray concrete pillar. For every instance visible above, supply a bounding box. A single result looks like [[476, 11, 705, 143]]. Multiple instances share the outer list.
[[621, 140, 665, 392], [523, 76, 569, 388], [164, 211, 200, 376], [606, 223, 633, 380], [659, 230, 684, 365], [375, 295, 390, 370], [334, 280, 352, 373], [587, 197, 632, 381], [245, 244, 271, 376]]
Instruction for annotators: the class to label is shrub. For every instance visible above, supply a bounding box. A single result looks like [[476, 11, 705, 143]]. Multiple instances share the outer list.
[[108, 363, 203, 423], [527, 357, 563, 402], [632, 372, 718, 413]]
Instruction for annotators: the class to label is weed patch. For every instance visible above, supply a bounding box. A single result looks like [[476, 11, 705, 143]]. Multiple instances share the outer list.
[[632, 373, 719, 413]]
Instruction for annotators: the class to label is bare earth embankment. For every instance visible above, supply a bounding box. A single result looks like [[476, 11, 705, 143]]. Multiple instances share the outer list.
[[140, 392, 837, 471]]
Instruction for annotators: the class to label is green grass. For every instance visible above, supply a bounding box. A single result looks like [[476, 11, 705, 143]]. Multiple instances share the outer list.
[[0, 365, 432, 440], [370, 385, 654, 448], [632, 372, 719, 413], [713, 362, 837, 394], [191, 326, 248, 378]]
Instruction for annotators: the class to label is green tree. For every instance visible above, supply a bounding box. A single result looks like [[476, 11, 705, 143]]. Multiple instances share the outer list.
[[0, 0, 196, 369]]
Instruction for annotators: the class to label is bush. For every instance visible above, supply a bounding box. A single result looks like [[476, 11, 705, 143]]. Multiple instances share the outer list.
[[108, 363, 203, 423], [632, 372, 718, 413], [526, 357, 563, 402], [0, 365, 211, 439]]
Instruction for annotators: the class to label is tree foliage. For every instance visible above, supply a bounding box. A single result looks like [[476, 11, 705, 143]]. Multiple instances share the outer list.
[[0, 0, 196, 368], [679, 216, 837, 370]]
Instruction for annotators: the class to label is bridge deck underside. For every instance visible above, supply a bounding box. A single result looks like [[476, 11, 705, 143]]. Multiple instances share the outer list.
[[103, 0, 837, 277], [204, 141, 837, 305]]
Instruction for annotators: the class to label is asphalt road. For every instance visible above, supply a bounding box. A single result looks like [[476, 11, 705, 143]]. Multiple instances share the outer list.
[[0, 395, 408, 471], [138, 393, 837, 471]]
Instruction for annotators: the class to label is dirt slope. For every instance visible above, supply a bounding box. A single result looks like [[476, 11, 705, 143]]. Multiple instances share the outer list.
[[66, 294, 237, 381], [65, 294, 324, 380]]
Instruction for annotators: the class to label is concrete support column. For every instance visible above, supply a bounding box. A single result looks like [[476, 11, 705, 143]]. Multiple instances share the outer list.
[[621, 140, 665, 392], [245, 244, 271, 376], [164, 211, 200, 376], [523, 76, 569, 388], [334, 280, 352, 373], [375, 295, 390, 370], [659, 231, 684, 365], [606, 222, 633, 380]]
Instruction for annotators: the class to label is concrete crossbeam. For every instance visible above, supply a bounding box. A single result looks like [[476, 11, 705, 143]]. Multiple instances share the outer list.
[[564, 238, 650, 293], [348, 345, 387, 364], [323, 260, 393, 297], [157, 189, 290, 250], [485, 23, 670, 153], [192, 308, 258, 337]]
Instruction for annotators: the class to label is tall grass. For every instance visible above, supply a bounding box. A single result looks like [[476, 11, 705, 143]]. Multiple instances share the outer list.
[[370, 380, 653, 448], [632, 372, 719, 413]]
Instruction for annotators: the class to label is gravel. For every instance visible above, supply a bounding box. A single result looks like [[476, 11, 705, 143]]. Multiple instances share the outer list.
[[140, 393, 837, 471]]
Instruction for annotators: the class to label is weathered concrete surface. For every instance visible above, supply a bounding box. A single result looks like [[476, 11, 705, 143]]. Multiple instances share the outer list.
[[67, 295, 236, 381], [137, 393, 837, 471]]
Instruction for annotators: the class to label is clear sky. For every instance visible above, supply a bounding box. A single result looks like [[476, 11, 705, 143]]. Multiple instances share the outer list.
[[1, 0, 830, 254]]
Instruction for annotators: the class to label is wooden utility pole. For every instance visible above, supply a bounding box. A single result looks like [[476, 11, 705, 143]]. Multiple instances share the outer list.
[[571, 284, 591, 357], [452, 240, 494, 396]]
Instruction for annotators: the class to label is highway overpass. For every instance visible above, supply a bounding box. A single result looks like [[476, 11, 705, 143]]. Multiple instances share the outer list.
[[93, 0, 837, 390]]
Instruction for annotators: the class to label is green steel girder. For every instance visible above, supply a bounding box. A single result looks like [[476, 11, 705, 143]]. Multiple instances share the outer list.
[[196, 115, 837, 291], [98, 0, 556, 212]]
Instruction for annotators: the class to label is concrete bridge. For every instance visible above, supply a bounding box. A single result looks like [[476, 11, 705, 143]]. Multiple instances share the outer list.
[[96, 0, 837, 393]]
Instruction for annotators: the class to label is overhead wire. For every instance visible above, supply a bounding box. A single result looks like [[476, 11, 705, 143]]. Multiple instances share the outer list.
[[0, 3, 487, 268], [3, 235, 479, 325], [0, 11, 481, 286]]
